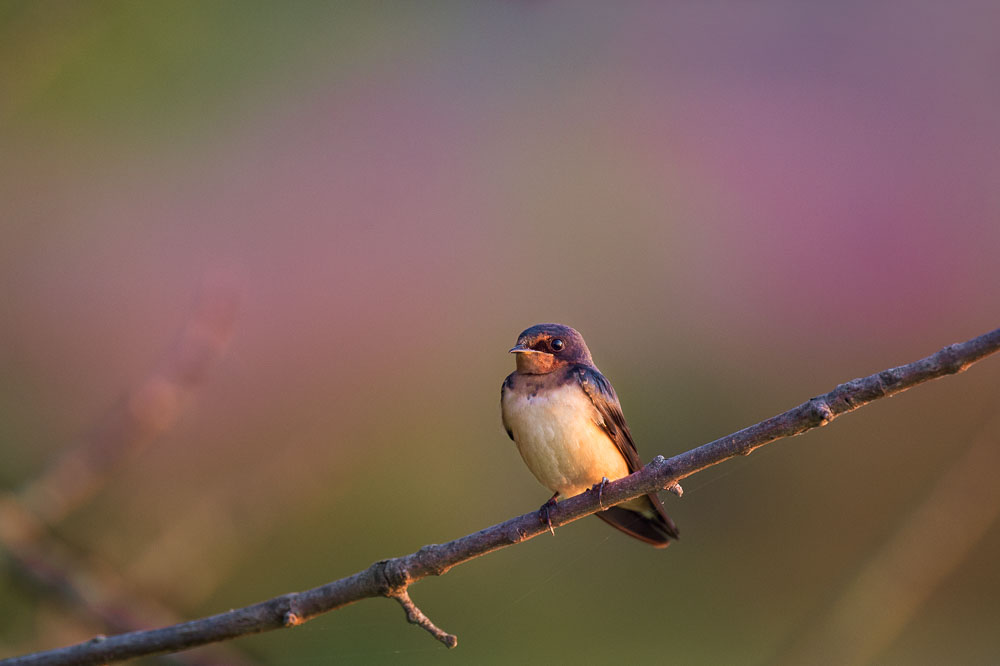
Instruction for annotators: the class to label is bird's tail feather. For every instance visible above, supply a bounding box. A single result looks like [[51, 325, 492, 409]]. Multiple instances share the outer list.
[[594, 493, 679, 548]]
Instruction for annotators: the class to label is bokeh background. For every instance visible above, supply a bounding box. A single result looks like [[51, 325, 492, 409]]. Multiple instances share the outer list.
[[2, 2, 1000, 664]]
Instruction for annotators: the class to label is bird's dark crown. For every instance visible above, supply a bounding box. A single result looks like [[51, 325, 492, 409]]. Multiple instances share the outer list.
[[513, 323, 594, 367]]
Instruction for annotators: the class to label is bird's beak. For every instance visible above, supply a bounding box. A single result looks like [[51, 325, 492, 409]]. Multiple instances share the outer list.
[[509, 344, 546, 354]]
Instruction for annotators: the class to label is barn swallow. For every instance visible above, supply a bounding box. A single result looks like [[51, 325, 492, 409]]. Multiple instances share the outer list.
[[501, 323, 678, 547]]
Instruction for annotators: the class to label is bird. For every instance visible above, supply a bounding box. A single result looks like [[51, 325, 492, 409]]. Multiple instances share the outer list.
[[500, 323, 678, 547]]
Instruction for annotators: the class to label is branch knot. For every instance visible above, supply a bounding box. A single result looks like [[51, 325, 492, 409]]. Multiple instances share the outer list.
[[374, 559, 410, 596], [807, 398, 835, 426]]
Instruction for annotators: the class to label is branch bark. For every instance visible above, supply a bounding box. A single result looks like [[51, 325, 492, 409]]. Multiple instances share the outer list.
[[4, 326, 999, 666]]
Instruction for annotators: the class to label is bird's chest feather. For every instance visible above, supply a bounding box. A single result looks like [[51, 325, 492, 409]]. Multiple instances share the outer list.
[[502, 381, 629, 497]]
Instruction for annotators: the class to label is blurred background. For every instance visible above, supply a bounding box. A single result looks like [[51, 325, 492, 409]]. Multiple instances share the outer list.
[[2, 1, 999, 664]]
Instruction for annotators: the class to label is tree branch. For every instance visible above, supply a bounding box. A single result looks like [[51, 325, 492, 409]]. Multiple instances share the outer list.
[[4, 326, 999, 666]]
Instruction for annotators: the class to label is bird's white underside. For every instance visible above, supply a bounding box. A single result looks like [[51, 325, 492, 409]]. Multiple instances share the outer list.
[[503, 382, 631, 499]]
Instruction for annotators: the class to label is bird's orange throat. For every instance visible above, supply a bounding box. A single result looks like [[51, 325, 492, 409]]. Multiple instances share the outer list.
[[514, 352, 558, 374]]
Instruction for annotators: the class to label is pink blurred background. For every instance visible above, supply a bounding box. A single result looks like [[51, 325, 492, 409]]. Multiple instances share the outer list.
[[2, 2, 999, 664]]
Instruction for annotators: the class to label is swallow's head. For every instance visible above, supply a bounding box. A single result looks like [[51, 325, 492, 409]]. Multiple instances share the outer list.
[[509, 323, 593, 374]]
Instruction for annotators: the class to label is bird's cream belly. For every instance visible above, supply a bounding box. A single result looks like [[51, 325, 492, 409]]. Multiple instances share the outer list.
[[503, 382, 630, 498]]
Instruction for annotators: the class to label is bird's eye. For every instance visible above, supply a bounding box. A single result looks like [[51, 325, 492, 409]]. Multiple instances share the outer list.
[[551, 338, 565, 352]]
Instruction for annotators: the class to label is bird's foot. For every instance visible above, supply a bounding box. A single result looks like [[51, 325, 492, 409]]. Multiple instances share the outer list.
[[590, 477, 610, 509], [538, 494, 558, 536]]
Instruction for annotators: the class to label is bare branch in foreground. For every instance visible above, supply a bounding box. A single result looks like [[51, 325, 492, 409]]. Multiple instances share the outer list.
[[3, 326, 999, 666]]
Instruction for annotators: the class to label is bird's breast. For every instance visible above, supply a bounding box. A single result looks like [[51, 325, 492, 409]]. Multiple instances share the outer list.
[[502, 381, 630, 498]]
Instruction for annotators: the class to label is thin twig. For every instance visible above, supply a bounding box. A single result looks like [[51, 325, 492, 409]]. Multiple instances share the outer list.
[[3, 326, 998, 666], [389, 590, 458, 648]]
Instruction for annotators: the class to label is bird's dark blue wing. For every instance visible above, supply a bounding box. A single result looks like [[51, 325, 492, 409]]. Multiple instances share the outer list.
[[576, 364, 680, 544], [574, 365, 643, 473]]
